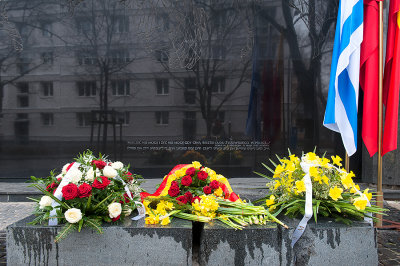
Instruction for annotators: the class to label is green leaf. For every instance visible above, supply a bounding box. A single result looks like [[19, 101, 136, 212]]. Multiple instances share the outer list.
[[85, 218, 103, 234], [253, 171, 273, 180], [269, 159, 277, 167], [93, 193, 115, 210], [261, 163, 275, 174], [55, 223, 76, 243], [78, 218, 84, 232]]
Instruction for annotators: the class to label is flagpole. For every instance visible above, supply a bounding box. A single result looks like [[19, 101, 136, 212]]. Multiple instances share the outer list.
[[345, 152, 349, 172], [376, 0, 384, 227]]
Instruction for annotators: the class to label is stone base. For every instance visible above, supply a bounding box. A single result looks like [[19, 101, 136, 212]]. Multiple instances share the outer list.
[[199, 217, 378, 266], [7, 215, 192, 266]]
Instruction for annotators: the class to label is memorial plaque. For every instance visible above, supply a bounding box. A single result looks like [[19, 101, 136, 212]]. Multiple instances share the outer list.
[[0, 0, 365, 181]]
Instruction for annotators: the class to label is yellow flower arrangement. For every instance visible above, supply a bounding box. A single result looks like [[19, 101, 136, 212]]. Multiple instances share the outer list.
[[256, 152, 387, 224]]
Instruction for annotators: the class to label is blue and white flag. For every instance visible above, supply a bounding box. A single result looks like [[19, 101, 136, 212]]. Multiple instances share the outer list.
[[323, 0, 363, 156]]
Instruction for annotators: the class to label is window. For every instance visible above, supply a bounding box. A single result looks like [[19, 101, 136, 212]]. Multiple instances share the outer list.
[[184, 91, 196, 104], [17, 58, 30, 74], [17, 82, 29, 94], [185, 111, 196, 120], [16, 83, 29, 108], [41, 82, 53, 97], [76, 19, 92, 34], [17, 96, 29, 108], [117, 111, 130, 125], [16, 113, 28, 120], [156, 79, 169, 95], [212, 77, 225, 93], [184, 78, 196, 89], [110, 50, 130, 64], [77, 52, 96, 65], [155, 50, 169, 62], [77, 112, 91, 127], [111, 80, 130, 96], [41, 22, 52, 37], [155, 111, 169, 125], [77, 81, 96, 97], [41, 113, 54, 126], [41, 52, 53, 64], [113, 16, 129, 33], [213, 111, 225, 123]]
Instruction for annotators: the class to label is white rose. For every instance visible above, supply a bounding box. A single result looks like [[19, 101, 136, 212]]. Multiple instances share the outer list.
[[64, 208, 82, 224], [62, 163, 70, 174], [111, 161, 124, 170], [69, 168, 83, 184], [56, 174, 63, 180], [39, 196, 53, 209], [85, 168, 100, 182], [103, 166, 117, 179], [108, 202, 122, 218]]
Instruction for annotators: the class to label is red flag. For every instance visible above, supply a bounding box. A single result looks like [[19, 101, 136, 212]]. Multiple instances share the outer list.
[[382, 0, 400, 155], [360, 0, 381, 157]]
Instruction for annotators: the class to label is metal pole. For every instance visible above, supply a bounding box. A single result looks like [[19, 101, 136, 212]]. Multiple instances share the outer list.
[[345, 152, 349, 172], [376, 0, 384, 227]]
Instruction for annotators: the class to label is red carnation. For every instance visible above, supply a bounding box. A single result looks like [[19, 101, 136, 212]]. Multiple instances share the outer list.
[[171, 180, 179, 187], [184, 191, 193, 202], [168, 185, 180, 197], [186, 167, 196, 177], [46, 182, 58, 192], [112, 215, 120, 222], [78, 183, 92, 198], [92, 176, 111, 190], [203, 186, 212, 195], [197, 171, 208, 181], [62, 183, 79, 200], [91, 160, 107, 170], [210, 180, 219, 190], [176, 195, 188, 204], [192, 196, 201, 203], [181, 175, 193, 186]]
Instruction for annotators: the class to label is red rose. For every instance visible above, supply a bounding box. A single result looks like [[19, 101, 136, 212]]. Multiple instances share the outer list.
[[210, 180, 219, 190], [91, 160, 107, 170], [126, 172, 133, 181], [46, 182, 58, 192], [92, 176, 111, 190], [176, 195, 188, 204], [112, 215, 120, 222], [181, 175, 192, 186], [168, 185, 180, 197], [62, 183, 79, 200], [186, 167, 196, 177], [78, 183, 92, 198], [123, 193, 131, 203], [184, 191, 193, 202], [197, 171, 208, 181], [192, 196, 201, 203], [203, 186, 212, 195]]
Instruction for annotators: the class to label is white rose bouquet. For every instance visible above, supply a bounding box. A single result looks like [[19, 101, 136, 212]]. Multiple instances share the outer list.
[[29, 150, 144, 242]]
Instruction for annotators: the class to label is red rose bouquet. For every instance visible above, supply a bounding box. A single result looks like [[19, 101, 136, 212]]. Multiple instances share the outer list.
[[29, 150, 143, 242], [141, 161, 287, 229]]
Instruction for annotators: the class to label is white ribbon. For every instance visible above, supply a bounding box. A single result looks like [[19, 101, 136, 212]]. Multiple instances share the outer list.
[[116, 175, 146, 221], [49, 162, 81, 226], [291, 161, 313, 248]]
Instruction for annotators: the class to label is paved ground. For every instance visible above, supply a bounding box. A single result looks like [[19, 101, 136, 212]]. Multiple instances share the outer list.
[[0, 179, 399, 265]]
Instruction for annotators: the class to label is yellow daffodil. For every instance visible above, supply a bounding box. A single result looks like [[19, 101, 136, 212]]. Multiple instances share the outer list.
[[331, 155, 342, 167], [350, 184, 360, 194], [286, 162, 296, 172], [314, 175, 323, 184], [363, 188, 372, 201], [320, 157, 330, 167], [269, 205, 277, 212], [329, 186, 343, 201], [304, 152, 319, 163], [289, 154, 299, 162], [274, 180, 281, 190], [273, 164, 285, 177], [340, 173, 354, 189], [160, 216, 170, 226], [295, 180, 306, 193], [321, 175, 329, 185], [214, 187, 223, 197], [145, 214, 160, 225], [266, 195, 275, 206], [309, 167, 319, 178], [192, 161, 202, 169], [353, 197, 368, 210]]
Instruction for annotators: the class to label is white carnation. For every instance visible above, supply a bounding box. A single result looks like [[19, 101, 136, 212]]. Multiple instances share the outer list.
[[69, 168, 83, 184], [108, 202, 122, 218], [85, 168, 100, 182], [111, 161, 124, 170], [61, 163, 70, 174], [64, 208, 82, 224], [39, 196, 53, 209], [103, 165, 117, 179]]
